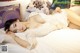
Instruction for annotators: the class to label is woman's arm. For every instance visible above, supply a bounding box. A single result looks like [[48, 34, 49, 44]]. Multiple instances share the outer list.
[[7, 32, 36, 49], [65, 9, 80, 27], [12, 34, 30, 48]]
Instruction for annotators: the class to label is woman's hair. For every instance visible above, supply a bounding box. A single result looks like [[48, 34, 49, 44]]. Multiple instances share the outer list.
[[4, 18, 18, 32]]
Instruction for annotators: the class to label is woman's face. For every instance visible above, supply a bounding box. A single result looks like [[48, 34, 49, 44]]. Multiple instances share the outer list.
[[9, 21, 27, 33]]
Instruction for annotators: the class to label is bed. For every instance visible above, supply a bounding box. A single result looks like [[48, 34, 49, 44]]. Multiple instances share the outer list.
[[1, 27, 80, 53], [0, 3, 80, 53]]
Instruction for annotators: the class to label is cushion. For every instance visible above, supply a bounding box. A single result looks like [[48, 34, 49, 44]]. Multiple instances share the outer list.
[[0, 29, 5, 43], [0, 28, 17, 44], [0, 4, 20, 28]]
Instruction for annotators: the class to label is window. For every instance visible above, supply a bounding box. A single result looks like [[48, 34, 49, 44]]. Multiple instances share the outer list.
[[53, 0, 71, 8], [75, 0, 80, 5]]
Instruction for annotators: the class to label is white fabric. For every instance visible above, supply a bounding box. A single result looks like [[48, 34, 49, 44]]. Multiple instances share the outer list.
[[5, 43, 31, 53], [1, 28, 80, 53], [0, 28, 17, 44], [11, 28, 80, 53], [19, 10, 69, 49], [0, 29, 5, 43], [0, 9, 78, 53], [35, 28, 80, 53], [16, 28, 80, 53], [15, 32, 37, 50]]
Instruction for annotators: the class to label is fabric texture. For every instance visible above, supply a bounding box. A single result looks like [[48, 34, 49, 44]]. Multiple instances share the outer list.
[[0, 4, 20, 28]]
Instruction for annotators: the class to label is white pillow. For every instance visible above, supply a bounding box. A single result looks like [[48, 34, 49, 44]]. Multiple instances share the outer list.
[[0, 28, 17, 44], [0, 30, 5, 43]]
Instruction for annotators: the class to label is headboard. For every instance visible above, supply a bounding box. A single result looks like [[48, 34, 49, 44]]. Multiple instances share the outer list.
[[0, 4, 20, 28]]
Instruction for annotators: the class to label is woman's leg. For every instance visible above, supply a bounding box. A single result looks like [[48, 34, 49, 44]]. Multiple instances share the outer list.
[[65, 9, 80, 27]]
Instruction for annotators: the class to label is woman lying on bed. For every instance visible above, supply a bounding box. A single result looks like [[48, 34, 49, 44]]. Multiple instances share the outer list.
[[4, 7, 80, 50]]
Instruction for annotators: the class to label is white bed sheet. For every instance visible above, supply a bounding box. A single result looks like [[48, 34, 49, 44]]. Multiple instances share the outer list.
[[0, 28, 80, 53], [16, 28, 80, 53], [35, 28, 80, 53]]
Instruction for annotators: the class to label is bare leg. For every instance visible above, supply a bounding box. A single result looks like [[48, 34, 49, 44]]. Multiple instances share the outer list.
[[65, 9, 80, 27]]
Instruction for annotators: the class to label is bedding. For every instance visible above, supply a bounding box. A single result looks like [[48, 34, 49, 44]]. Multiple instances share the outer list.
[[0, 28, 17, 44], [0, 28, 80, 53], [0, 9, 69, 53], [34, 28, 80, 53], [0, 4, 20, 28], [0, 7, 80, 53]]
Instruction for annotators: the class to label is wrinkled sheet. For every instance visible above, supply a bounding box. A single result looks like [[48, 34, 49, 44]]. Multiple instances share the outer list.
[[15, 28, 80, 53], [1, 28, 80, 53]]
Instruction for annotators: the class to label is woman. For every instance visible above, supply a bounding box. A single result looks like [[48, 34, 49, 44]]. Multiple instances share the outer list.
[[4, 8, 80, 53]]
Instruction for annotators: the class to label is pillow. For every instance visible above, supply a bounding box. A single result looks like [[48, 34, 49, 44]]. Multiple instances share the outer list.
[[0, 4, 20, 28], [0, 28, 17, 44], [0, 29, 5, 43]]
